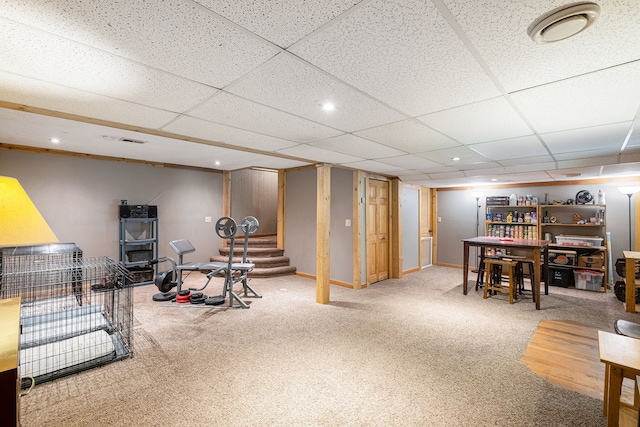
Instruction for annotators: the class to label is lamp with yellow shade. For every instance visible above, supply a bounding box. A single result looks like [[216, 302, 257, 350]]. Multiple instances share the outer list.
[[0, 176, 59, 247]]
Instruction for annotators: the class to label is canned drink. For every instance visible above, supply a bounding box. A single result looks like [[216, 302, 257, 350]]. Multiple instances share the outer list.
[[545, 233, 552, 241]]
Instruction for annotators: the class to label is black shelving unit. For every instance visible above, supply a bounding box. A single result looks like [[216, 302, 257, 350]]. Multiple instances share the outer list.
[[119, 217, 158, 286]]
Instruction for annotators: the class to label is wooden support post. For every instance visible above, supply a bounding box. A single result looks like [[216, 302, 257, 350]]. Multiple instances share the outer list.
[[277, 170, 285, 250], [316, 164, 331, 304], [352, 171, 364, 290], [390, 178, 402, 278], [221, 171, 231, 248]]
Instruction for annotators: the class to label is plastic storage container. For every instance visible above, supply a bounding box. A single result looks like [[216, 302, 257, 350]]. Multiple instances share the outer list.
[[550, 266, 573, 287], [555, 235, 603, 247], [573, 270, 604, 291]]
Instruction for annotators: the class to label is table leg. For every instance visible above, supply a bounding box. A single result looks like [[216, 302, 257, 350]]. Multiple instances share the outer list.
[[543, 247, 549, 295], [626, 258, 636, 313], [463, 242, 470, 295], [604, 363, 610, 416], [533, 247, 541, 310], [607, 365, 623, 427]]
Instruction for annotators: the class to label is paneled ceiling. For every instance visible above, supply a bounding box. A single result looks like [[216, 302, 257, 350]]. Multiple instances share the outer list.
[[1, 0, 639, 187]]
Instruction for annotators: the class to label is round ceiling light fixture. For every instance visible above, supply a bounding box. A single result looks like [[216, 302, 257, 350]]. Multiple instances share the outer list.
[[528, 2, 600, 43]]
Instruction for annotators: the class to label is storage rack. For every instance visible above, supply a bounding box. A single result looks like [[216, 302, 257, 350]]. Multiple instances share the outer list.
[[483, 198, 607, 292], [118, 217, 158, 285]]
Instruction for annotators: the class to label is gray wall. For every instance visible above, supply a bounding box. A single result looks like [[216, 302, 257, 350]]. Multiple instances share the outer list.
[[1, 149, 223, 263], [402, 186, 419, 272], [284, 167, 317, 275], [230, 169, 277, 235], [284, 166, 355, 284], [436, 184, 636, 279], [330, 168, 353, 284]]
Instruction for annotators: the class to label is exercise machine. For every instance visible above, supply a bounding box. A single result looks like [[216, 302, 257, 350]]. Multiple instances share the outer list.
[[151, 215, 261, 309]]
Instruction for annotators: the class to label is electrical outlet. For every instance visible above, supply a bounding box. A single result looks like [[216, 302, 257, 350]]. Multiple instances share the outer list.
[[438, 217, 442, 223], [205, 216, 212, 223], [345, 219, 351, 227]]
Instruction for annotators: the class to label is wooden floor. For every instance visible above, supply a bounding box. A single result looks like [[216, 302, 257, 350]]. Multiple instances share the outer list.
[[521, 319, 637, 426]]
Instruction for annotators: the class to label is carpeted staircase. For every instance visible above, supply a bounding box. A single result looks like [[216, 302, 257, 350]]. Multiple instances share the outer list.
[[210, 236, 296, 277]]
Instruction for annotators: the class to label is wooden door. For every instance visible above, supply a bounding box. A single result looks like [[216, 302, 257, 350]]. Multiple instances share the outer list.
[[367, 179, 389, 284]]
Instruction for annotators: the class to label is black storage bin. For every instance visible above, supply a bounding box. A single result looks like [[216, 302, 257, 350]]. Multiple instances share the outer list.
[[550, 266, 573, 287]]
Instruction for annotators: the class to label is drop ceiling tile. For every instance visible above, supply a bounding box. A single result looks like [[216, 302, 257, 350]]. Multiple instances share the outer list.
[[276, 144, 363, 164], [540, 122, 632, 156], [354, 119, 460, 154], [163, 116, 299, 152], [0, 20, 216, 112], [339, 160, 405, 174], [228, 53, 406, 132], [498, 155, 554, 166], [469, 135, 550, 161], [309, 134, 405, 159], [289, 0, 501, 116], [511, 62, 640, 133], [416, 146, 490, 166], [1, 0, 280, 87], [555, 155, 621, 169], [427, 171, 467, 180], [546, 166, 603, 181], [418, 97, 532, 144], [415, 165, 458, 174], [554, 150, 622, 162], [397, 173, 431, 182], [602, 162, 640, 178], [443, 0, 640, 92], [188, 92, 342, 143], [195, 0, 360, 48], [0, 108, 286, 170], [376, 154, 441, 170], [0, 72, 179, 129]]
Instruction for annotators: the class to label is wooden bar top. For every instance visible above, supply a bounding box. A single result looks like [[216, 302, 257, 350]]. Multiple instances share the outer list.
[[598, 330, 640, 370], [0, 297, 21, 373], [462, 236, 550, 249]]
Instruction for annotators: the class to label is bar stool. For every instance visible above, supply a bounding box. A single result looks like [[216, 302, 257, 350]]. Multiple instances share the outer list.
[[515, 260, 536, 303], [483, 258, 518, 304]]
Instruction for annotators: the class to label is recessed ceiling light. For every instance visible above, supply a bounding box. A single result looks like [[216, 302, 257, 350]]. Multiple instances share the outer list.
[[451, 157, 460, 161], [491, 178, 498, 182], [322, 102, 335, 111], [49, 138, 60, 144], [214, 161, 221, 166], [528, 3, 600, 43]]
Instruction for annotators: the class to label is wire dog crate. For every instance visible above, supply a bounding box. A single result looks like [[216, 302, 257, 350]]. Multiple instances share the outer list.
[[0, 244, 133, 387]]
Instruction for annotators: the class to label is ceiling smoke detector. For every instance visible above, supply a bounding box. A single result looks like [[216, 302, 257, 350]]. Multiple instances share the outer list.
[[528, 2, 600, 43]]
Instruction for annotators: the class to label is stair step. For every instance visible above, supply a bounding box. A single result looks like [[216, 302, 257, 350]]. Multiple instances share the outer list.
[[209, 255, 291, 269], [248, 265, 297, 278], [226, 236, 276, 248], [218, 247, 284, 257]]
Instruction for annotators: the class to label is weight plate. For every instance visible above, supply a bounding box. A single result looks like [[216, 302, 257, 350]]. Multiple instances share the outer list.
[[152, 291, 177, 302], [215, 216, 237, 239], [205, 295, 225, 306], [155, 270, 174, 293], [240, 216, 260, 235]]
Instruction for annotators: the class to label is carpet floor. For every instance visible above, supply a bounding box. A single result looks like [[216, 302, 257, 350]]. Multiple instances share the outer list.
[[20, 266, 638, 426]]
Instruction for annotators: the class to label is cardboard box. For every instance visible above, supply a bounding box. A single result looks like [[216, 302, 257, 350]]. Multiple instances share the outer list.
[[578, 254, 604, 269], [549, 249, 577, 266]]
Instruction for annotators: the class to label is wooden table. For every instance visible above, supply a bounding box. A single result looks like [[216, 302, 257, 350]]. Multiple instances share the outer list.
[[598, 330, 640, 427], [0, 297, 21, 427], [462, 237, 550, 310], [623, 251, 640, 313]]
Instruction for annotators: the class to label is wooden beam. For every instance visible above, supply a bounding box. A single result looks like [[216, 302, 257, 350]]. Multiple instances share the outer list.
[[277, 170, 285, 250], [390, 178, 402, 278], [352, 171, 364, 290], [221, 171, 231, 248], [316, 164, 331, 304]]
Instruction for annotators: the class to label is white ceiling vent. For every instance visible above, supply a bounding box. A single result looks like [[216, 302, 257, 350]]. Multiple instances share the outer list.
[[528, 3, 600, 43]]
